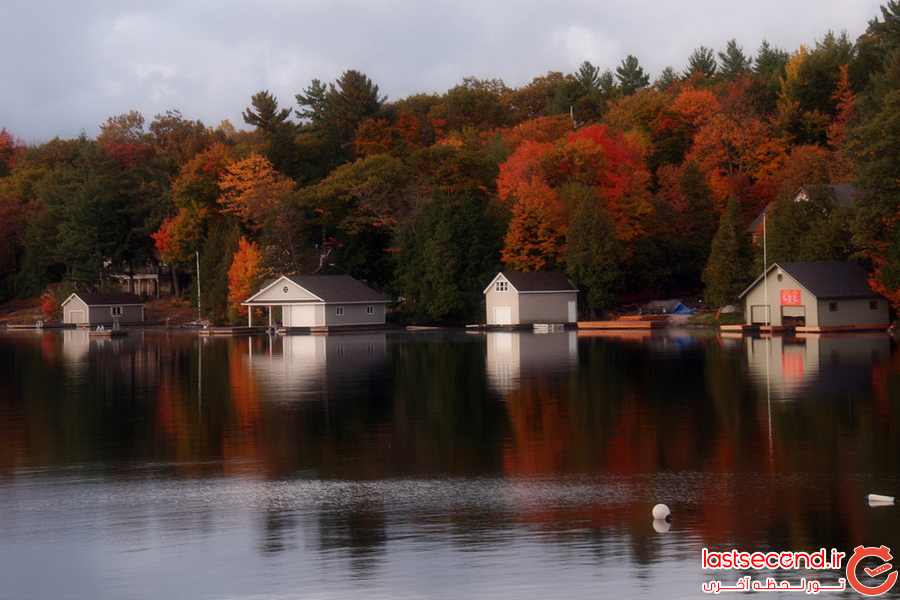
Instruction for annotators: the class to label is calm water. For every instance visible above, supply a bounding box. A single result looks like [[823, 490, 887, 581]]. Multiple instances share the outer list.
[[0, 329, 898, 599]]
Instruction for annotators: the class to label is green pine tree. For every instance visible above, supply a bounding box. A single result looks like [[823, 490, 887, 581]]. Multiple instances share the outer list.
[[702, 198, 751, 307], [564, 184, 623, 316], [615, 55, 650, 95]]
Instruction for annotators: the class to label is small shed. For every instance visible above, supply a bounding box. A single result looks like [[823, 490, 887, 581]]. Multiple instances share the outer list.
[[483, 271, 578, 326], [739, 261, 889, 331], [61, 292, 145, 326], [243, 274, 390, 329]]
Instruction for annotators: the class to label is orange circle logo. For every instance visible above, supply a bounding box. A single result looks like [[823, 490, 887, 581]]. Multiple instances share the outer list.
[[846, 545, 898, 596]]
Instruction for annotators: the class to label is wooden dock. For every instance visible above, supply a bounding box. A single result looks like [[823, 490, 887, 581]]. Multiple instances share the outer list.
[[578, 319, 666, 330], [719, 324, 758, 333], [796, 324, 890, 333], [199, 326, 268, 336]]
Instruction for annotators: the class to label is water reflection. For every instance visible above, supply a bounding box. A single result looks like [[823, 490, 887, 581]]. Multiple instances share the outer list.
[[745, 333, 892, 399], [485, 331, 577, 392], [0, 329, 897, 599]]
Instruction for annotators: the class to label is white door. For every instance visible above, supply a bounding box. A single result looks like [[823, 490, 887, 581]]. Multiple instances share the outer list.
[[67, 310, 84, 324], [567, 300, 577, 323], [493, 306, 512, 325], [290, 305, 317, 327]]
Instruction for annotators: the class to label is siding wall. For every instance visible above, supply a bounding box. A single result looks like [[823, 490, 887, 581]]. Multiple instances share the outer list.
[[322, 303, 385, 326], [816, 298, 889, 328], [87, 304, 144, 324], [63, 297, 143, 324], [517, 292, 577, 324]]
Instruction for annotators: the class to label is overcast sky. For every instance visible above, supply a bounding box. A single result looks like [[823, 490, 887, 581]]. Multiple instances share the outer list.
[[0, 0, 884, 141]]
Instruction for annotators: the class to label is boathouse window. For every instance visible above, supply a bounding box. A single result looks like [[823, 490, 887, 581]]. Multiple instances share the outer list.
[[870, 300, 879, 310], [366, 305, 375, 315], [829, 302, 839, 312], [282, 286, 289, 293], [496, 281, 508, 292], [335, 306, 344, 316], [777, 273, 783, 282], [111, 306, 123, 317]]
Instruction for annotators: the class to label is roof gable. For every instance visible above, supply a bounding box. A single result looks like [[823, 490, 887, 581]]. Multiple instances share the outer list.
[[245, 275, 323, 303], [483, 271, 578, 294]]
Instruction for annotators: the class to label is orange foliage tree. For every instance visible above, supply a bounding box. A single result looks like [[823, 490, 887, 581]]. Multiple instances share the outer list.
[[217, 154, 293, 229], [227, 237, 263, 320]]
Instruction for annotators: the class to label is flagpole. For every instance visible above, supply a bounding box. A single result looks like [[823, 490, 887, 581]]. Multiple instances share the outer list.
[[763, 212, 769, 327]]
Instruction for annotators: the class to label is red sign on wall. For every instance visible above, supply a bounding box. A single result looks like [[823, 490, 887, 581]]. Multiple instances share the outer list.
[[780, 289, 802, 306]]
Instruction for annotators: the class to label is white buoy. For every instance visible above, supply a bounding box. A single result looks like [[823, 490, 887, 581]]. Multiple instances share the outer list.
[[868, 494, 895, 505], [652, 503, 671, 520]]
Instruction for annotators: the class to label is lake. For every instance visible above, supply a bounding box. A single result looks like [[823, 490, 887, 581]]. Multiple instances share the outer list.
[[0, 329, 898, 599]]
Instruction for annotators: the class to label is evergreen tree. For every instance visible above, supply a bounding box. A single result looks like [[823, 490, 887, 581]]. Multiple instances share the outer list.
[[686, 46, 718, 78], [676, 163, 717, 285], [754, 40, 789, 78], [394, 193, 504, 322], [575, 61, 602, 92], [242, 90, 292, 133], [702, 198, 750, 307], [564, 184, 623, 315], [197, 216, 240, 324], [615, 55, 650, 95], [655, 66, 679, 90], [718, 39, 751, 79]]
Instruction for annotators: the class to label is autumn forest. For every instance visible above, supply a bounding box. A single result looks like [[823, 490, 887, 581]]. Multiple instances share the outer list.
[[1, 3, 899, 323]]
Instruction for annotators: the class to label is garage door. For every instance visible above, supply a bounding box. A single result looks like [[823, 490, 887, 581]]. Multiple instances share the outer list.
[[493, 306, 512, 325], [66, 310, 85, 324], [750, 305, 770, 324], [287, 305, 316, 327]]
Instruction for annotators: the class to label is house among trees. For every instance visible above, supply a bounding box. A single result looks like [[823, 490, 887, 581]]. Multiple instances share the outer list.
[[739, 261, 889, 332], [242, 274, 390, 329], [748, 184, 862, 244], [110, 264, 173, 298], [61, 292, 145, 326], [483, 271, 578, 326]]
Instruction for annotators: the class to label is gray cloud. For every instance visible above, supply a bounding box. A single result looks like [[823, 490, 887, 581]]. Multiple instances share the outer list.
[[0, 0, 882, 141]]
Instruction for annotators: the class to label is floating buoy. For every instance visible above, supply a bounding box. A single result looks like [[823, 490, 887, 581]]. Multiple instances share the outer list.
[[652, 503, 671, 520], [868, 494, 895, 505], [653, 518, 671, 533]]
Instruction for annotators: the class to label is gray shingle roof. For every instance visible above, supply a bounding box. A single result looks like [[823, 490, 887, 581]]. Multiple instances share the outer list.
[[740, 261, 879, 299], [286, 275, 389, 303], [75, 292, 144, 305], [500, 271, 577, 292], [778, 262, 878, 299]]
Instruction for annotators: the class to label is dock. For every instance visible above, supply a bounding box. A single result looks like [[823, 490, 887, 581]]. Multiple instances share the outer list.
[[199, 326, 269, 336], [719, 324, 758, 333], [578, 319, 666, 330]]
